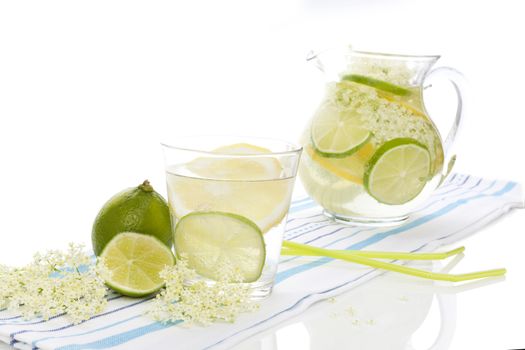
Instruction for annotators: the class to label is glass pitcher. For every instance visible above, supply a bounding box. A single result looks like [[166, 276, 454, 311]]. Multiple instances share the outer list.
[[299, 47, 466, 226]]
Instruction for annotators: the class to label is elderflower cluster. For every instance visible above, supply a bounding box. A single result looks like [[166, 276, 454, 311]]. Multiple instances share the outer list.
[[347, 57, 414, 86], [0, 243, 109, 324], [147, 259, 258, 326], [326, 82, 441, 167]]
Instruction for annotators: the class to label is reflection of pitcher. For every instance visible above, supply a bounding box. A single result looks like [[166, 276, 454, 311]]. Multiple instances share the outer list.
[[303, 273, 457, 350], [299, 47, 466, 226]]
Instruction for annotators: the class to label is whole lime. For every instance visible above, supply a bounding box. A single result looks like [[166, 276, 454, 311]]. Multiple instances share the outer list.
[[92, 180, 172, 256]]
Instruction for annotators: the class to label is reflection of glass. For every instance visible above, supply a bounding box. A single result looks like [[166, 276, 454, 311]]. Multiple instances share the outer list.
[[162, 137, 301, 299], [300, 47, 466, 226]]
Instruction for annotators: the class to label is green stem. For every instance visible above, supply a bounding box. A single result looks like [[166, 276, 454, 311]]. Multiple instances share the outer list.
[[281, 241, 505, 282], [282, 241, 465, 260]]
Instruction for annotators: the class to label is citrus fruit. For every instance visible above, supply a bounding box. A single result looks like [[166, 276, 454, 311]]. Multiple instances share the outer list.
[[304, 143, 375, 185], [342, 74, 411, 96], [310, 103, 371, 158], [100, 232, 175, 297], [92, 180, 172, 256], [364, 138, 431, 205], [167, 143, 293, 233], [174, 211, 265, 282]]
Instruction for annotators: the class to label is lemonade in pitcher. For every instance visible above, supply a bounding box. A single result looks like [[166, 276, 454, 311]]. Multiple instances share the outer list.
[[299, 48, 465, 225]]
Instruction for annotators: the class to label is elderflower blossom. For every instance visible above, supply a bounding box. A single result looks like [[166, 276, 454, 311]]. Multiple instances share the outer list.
[[147, 259, 258, 326], [347, 57, 414, 86], [0, 243, 109, 324]]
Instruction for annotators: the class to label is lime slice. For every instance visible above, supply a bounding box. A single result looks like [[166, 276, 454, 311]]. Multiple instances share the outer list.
[[174, 211, 266, 283], [167, 143, 293, 233], [364, 138, 431, 205], [342, 74, 411, 96], [311, 103, 371, 158], [100, 232, 175, 297]]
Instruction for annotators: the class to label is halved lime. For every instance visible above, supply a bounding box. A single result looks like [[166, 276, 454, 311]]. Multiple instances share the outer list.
[[100, 232, 175, 297], [174, 211, 265, 283], [311, 103, 371, 158], [364, 138, 431, 205], [342, 74, 411, 96]]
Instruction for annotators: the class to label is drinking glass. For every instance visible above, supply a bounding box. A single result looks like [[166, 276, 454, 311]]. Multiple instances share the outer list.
[[162, 136, 302, 299]]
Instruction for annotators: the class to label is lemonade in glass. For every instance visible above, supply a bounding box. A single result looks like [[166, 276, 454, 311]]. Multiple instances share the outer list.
[[162, 137, 301, 298], [300, 48, 465, 226]]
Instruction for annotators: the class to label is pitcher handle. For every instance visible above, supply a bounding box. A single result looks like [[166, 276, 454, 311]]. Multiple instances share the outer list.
[[424, 67, 468, 182]]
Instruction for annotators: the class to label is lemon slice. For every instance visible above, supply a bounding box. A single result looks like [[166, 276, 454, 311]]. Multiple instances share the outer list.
[[100, 232, 175, 297], [311, 103, 371, 158], [174, 211, 265, 282], [167, 143, 293, 233], [304, 143, 375, 185], [364, 138, 431, 205], [342, 74, 412, 96]]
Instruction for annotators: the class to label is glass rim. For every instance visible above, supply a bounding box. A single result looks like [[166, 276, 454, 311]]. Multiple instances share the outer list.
[[307, 46, 441, 62], [160, 135, 303, 158]]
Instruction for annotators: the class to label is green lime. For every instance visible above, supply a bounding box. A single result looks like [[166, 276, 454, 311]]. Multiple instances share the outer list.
[[92, 180, 172, 256], [364, 138, 431, 205], [311, 103, 371, 158], [174, 211, 266, 283], [342, 74, 411, 96], [100, 232, 175, 297]]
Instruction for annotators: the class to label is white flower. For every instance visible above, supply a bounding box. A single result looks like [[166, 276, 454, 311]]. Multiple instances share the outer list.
[[0, 243, 109, 324], [146, 259, 258, 326]]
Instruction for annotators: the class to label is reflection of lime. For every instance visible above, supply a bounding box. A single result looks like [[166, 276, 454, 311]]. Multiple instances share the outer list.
[[311, 103, 371, 158], [174, 212, 265, 283], [100, 232, 175, 297], [342, 74, 411, 96], [364, 138, 431, 205], [92, 181, 172, 256], [168, 144, 293, 233]]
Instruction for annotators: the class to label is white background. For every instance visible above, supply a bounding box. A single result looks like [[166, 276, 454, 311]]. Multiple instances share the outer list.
[[0, 1, 524, 349]]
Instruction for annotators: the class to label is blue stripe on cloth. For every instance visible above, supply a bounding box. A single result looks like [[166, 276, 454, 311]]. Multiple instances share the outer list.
[[9, 296, 153, 340], [289, 197, 311, 207], [32, 315, 141, 349], [274, 181, 516, 283], [288, 200, 316, 213], [55, 321, 181, 350]]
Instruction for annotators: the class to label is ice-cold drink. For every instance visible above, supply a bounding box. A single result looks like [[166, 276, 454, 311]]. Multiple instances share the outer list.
[[299, 49, 460, 226], [163, 141, 301, 299]]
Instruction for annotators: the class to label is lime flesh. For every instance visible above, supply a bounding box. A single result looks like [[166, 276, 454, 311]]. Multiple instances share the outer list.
[[311, 103, 371, 158], [174, 211, 266, 283], [364, 138, 431, 205], [100, 232, 175, 297]]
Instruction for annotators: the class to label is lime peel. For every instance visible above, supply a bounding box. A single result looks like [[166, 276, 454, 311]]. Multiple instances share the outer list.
[[342, 74, 412, 96]]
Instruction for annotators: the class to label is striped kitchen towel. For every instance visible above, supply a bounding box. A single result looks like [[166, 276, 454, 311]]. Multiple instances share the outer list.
[[0, 174, 523, 350]]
